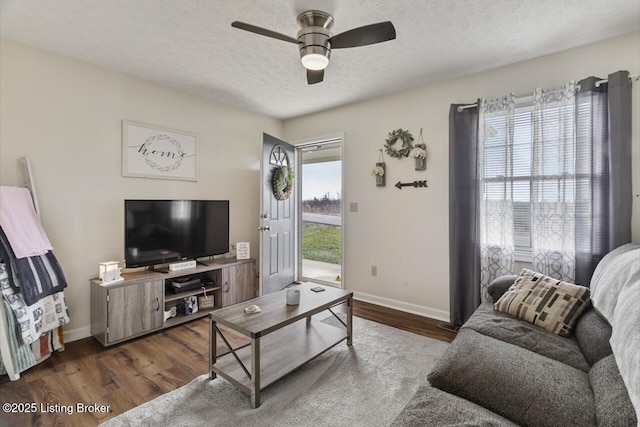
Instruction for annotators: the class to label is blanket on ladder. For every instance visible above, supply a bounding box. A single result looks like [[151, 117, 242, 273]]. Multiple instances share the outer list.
[[0, 299, 35, 376], [0, 229, 67, 306], [0, 263, 69, 344], [0, 186, 52, 258]]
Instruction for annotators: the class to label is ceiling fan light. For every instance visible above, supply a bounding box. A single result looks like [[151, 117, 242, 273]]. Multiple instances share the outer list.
[[301, 53, 329, 70]]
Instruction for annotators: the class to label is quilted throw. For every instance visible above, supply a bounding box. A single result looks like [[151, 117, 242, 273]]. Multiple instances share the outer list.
[[0, 263, 69, 345]]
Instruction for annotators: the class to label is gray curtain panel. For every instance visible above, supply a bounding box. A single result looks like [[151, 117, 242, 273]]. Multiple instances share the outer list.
[[574, 71, 632, 285], [449, 102, 481, 326]]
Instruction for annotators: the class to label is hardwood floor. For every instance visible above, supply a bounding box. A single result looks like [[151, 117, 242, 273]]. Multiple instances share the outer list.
[[0, 300, 456, 426], [352, 300, 457, 343]]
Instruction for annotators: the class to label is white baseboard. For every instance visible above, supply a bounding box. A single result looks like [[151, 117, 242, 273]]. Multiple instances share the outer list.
[[353, 291, 450, 323], [61, 295, 449, 343], [63, 326, 92, 343]]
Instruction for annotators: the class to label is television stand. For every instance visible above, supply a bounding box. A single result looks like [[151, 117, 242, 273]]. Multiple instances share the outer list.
[[90, 257, 256, 346]]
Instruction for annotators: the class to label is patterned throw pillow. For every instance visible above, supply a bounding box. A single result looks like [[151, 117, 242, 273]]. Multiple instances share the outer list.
[[494, 269, 591, 337]]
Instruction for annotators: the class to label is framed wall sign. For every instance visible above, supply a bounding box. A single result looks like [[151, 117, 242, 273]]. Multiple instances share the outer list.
[[122, 120, 198, 181]]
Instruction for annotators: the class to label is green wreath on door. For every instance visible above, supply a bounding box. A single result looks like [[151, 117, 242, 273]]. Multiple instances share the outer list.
[[272, 165, 294, 201]]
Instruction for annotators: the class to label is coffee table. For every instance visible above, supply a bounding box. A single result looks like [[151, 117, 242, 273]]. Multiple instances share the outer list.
[[208, 283, 353, 408]]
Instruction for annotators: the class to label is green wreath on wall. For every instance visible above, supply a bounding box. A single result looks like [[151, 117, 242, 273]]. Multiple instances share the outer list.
[[272, 165, 295, 201], [384, 129, 414, 158]]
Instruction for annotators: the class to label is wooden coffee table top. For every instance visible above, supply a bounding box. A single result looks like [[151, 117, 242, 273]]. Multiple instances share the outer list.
[[210, 283, 352, 338]]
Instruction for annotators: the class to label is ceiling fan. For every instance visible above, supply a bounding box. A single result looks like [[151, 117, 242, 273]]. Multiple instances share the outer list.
[[231, 10, 396, 85]]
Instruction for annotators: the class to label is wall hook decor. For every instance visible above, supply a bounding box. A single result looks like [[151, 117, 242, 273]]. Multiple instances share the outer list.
[[410, 128, 427, 171], [372, 149, 386, 187], [394, 180, 428, 189]]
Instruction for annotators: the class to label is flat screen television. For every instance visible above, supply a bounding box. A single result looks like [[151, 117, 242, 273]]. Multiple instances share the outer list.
[[125, 200, 229, 268]]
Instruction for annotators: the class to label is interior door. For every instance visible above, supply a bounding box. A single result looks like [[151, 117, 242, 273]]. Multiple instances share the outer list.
[[260, 133, 295, 295]]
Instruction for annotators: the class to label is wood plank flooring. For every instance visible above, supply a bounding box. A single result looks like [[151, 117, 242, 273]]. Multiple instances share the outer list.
[[352, 300, 457, 343], [0, 300, 456, 427]]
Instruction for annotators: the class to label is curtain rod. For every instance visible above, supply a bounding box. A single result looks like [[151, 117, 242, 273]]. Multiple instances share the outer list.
[[456, 74, 639, 112]]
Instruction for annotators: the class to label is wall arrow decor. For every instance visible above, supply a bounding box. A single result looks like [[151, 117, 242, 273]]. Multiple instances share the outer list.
[[394, 180, 428, 189]]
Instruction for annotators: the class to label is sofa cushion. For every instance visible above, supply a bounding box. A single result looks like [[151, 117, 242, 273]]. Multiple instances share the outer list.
[[590, 243, 640, 290], [428, 329, 597, 427], [462, 303, 590, 372], [391, 385, 518, 427], [589, 355, 637, 426], [590, 246, 640, 324], [609, 273, 640, 423], [574, 309, 613, 366], [495, 269, 590, 337], [486, 275, 518, 303]]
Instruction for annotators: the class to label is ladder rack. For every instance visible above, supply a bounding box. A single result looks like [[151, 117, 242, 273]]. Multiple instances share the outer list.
[[0, 157, 41, 380]]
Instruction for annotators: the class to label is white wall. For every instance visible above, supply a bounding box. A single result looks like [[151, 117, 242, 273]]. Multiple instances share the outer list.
[[1, 32, 638, 338], [283, 31, 640, 320], [0, 39, 283, 340]]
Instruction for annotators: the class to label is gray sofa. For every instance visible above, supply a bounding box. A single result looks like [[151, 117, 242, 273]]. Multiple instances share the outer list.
[[393, 244, 639, 427]]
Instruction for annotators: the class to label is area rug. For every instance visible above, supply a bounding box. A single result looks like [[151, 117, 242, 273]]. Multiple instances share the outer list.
[[102, 316, 449, 427]]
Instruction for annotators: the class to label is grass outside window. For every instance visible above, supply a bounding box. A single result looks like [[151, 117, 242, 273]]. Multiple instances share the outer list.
[[302, 222, 341, 265]]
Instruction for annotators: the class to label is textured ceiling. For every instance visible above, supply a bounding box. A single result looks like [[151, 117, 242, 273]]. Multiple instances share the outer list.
[[1, 0, 639, 119]]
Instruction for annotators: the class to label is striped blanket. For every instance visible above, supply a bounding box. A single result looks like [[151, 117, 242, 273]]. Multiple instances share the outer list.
[[0, 298, 35, 375], [0, 228, 67, 306]]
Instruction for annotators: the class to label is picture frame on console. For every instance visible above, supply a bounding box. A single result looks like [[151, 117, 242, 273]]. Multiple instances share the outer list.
[[122, 120, 198, 181]]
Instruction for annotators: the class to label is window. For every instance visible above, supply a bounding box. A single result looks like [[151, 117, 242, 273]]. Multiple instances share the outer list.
[[483, 101, 533, 261], [471, 77, 631, 291], [482, 96, 578, 262]]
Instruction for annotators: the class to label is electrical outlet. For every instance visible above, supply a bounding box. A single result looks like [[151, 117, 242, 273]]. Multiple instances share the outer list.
[[350, 202, 358, 212], [371, 266, 377, 276]]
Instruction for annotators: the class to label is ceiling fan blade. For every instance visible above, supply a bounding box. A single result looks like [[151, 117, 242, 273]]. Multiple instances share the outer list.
[[328, 21, 396, 49], [231, 21, 300, 44], [307, 69, 324, 85]]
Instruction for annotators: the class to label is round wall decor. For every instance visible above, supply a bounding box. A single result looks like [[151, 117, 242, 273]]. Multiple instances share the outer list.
[[384, 129, 414, 158], [272, 165, 294, 201]]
